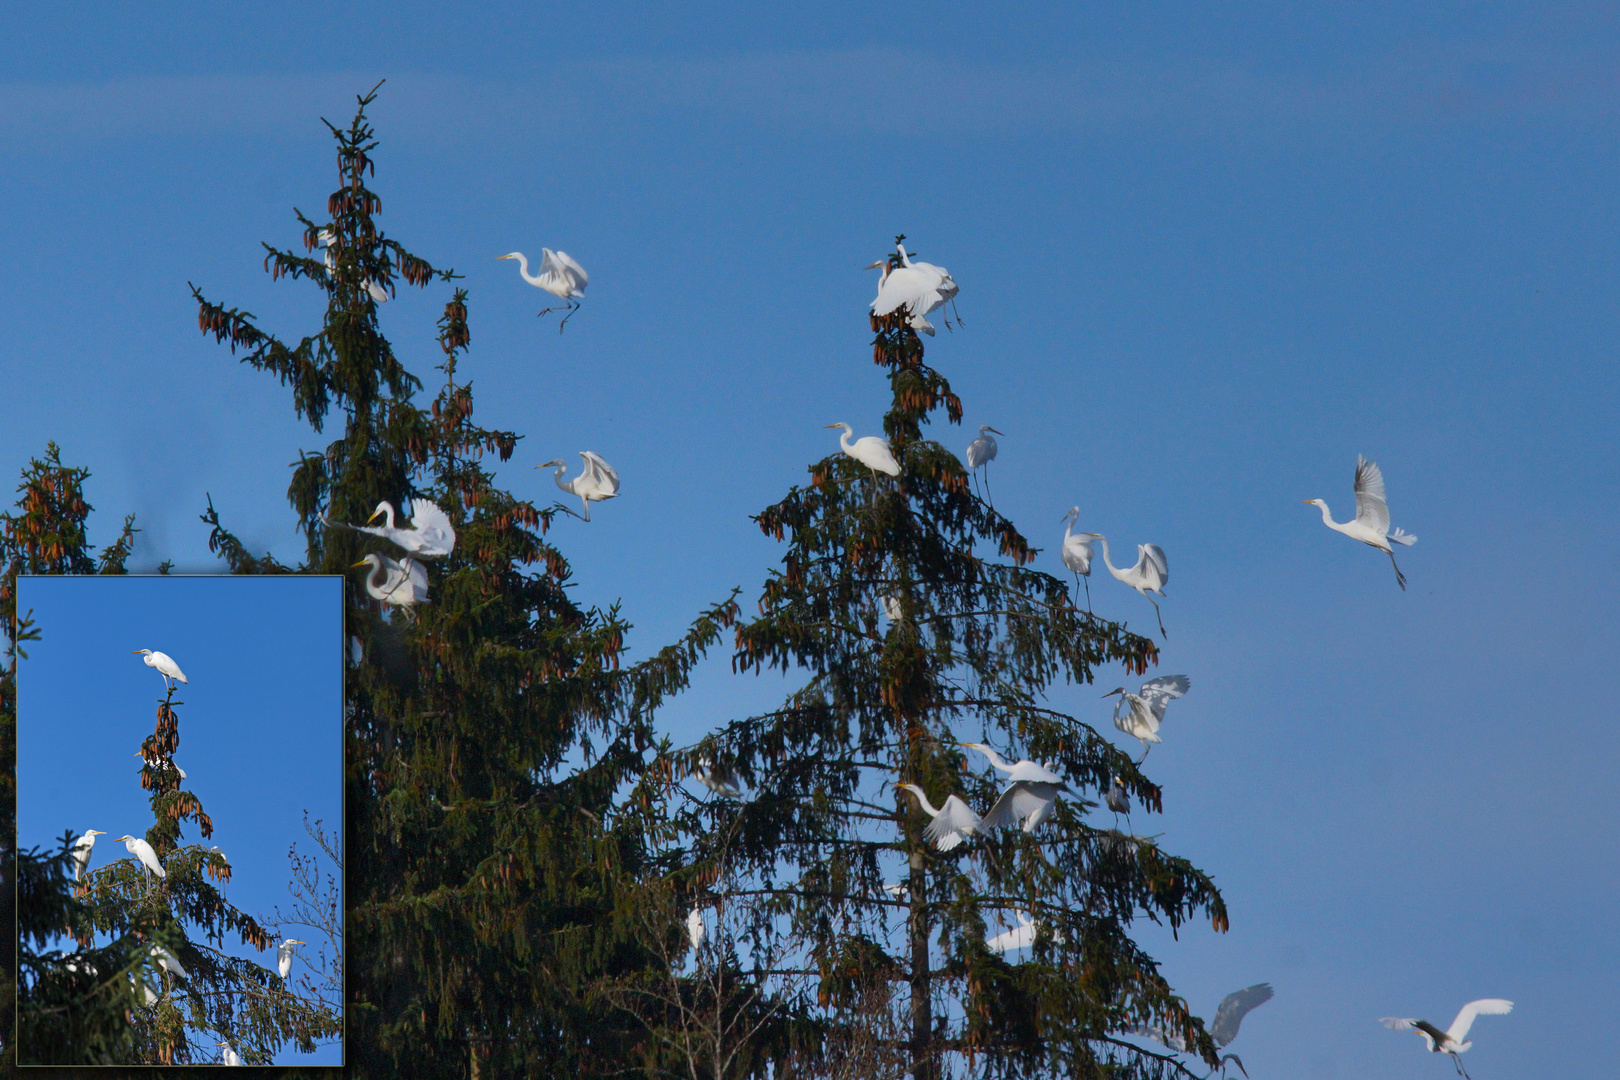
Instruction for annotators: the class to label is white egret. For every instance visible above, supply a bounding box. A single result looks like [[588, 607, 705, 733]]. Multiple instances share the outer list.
[[137, 977, 159, 1006], [1381, 999, 1512, 1078], [826, 423, 901, 481], [1305, 455, 1418, 590], [686, 908, 706, 952], [131, 649, 188, 689], [868, 259, 939, 336], [896, 241, 960, 327], [538, 452, 620, 521], [70, 829, 106, 881], [869, 240, 958, 335], [965, 425, 1002, 504], [1104, 675, 1190, 759], [150, 943, 188, 980], [985, 910, 1063, 954], [320, 228, 390, 303], [693, 758, 742, 799], [498, 249, 589, 331], [894, 783, 982, 852], [1084, 534, 1169, 637], [210, 845, 230, 866], [881, 595, 904, 622], [217, 1041, 243, 1066], [329, 498, 456, 557], [1104, 776, 1130, 823], [115, 834, 166, 882], [134, 750, 186, 780], [277, 938, 306, 980], [1059, 508, 1095, 610], [353, 554, 430, 618], [959, 743, 1069, 833], [366, 278, 391, 304], [1210, 983, 1273, 1048]]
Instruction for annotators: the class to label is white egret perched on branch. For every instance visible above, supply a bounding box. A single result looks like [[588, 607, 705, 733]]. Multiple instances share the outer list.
[[985, 910, 1064, 954], [1060, 508, 1095, 610], [959, 743, 1070, 833], [869, 238, 958, 335], [217, 1042, 243, 1066], [115, 834, 166, 882], [1104, 675, 1190, 760], [277, 938, 306, 979], [150, 944, 188, 980], [328, 498, 456, 557], [965, 425, 1001, 504], [827, 423, 901, 481], [498, 249, 589, 331], [1084, 534, 1169, 637], [693, 758, 742, 799], [353, 554, 430, 618], [1381, 999, 1512, 1078], [538, 452, 620, 521], [686, 908, 706, 952], [895, 783, 982, 851], [134, 750, 186, 780], [896, 241, 960, 326], [132, 649, 187, 689], [70, 829, 106, 881], [1305, 455, 1418, 590]]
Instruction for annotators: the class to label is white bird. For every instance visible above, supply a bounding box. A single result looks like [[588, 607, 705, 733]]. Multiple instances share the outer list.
[[693, 758, 742, 799], [366, 278, 390, 305], [1104, 776, 1130, 821], [1305, 455, 1418, 591], [131, 649, 188, 689], [896, 242, 960, 327], [330, 498, 456, 557], [895, 783, 982, 852], [353, 554, 430, 618], [137, 977, 159, 1006], [209, 845, 230, 866], [319, 228, 390, 303], [1059, 508, 1095, 610], [216, 1041, 243, 1066], [150, 944, 188, 980], [115, 834, 166, 882], [686, 908, 706, 953], [134, 749, 186, 780], [965, 425, 1002, 504], [1381, 999, 1512, 1077], [985, 910, 1064, 954], [348, 636, 363, 667], [1084, 534, 1170, 637], [959, 742, 1069, 833], [880, 595, 905, 622], [1210, 983, 1274, 1048], [70, 830, 106, 881], [826, 423, 901, 481], [537, 452, 620, 521], [869, 240, 958, 335], [1104, 675, 1191, 759], [498, 249, 589, 331], [277, 938, 306, 980]]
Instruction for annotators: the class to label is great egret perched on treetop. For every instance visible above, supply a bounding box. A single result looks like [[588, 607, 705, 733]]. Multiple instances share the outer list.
[[965, 425, 1002, 504], [1381, 999, 1512, 1078], [1083, 534, 1169, 637], [868, 238, 958, 335], [498, 249, 589, 331], [895, 783, 982, 851], [537, 452, 620, 521], [896, 240, 960, 326], [150, 943, 189, 979], [115, 834, 166, 882], [277, 938, 306, 979], [1305, 455, 1418, 590], [132, 649, 187, 689], [826, 423, 901, 481], [216, 1041, 243, 1065], [328, 498, 456, 557], [70, 830, 106, 881], [134, 749, 186, 780], [1104, 675, 1191, 760], [1060, 508, 1095, 610], [353, 554, 430, 618], [959, 743, 1070, 833]]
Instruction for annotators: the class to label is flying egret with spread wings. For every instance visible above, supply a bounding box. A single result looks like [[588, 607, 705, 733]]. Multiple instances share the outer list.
[[1060, 508, 1095, 610], [1381, 999, 1512, 1078], [1105, 676, 1190, 760], [538, 452, 620, 521], [827, 423, 901, 481], [328, 498, 456, 557], [132, 650, 187, 689], [1305, 455, 1418, 590], [1209, 983, 1274, 1048], [498, 249, 589, 331], [353, 554, 430, 618], [959, 743, 1069, 833], [895, 783, 981, 852], [1084, 534, 1169, 637], [70, 830, 106, 881]]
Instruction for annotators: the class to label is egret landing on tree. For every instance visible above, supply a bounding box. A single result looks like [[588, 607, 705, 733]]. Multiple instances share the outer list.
[[1305, 454, 1418, 590], [895, 782, 982, 851], [132, 649, 187, 689], [958, 742, 1070, 833], [327, 498, 455, 557], [498, 249, 588, 332], [1380, 999, 1512, 1079], [1104, 675, 1190, 762], [537, 452, 620, 521], [1084, 533, 1169, 637]]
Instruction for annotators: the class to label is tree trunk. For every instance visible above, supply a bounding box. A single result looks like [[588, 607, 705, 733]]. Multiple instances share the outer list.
[[907, 847, 934, 1080]]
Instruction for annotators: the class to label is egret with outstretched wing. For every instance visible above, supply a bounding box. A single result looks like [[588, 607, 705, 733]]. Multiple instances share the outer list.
[[1305, 455, 1418, 590], [538, 452, 620, 521], [499, 249, 589, 330], [895, 783, 981, 851], [1085, 534, 1170, 636], [329, 498, 455, 557], [1104, 675, 1190, 759], [1381, 998, 1511, 1077]]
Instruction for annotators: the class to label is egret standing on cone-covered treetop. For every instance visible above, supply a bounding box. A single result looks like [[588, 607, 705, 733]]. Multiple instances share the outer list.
[[498, 249, 588, 331], [537, 452, 620, 521], [1305, 455, 1418, 590], [327, 498, 455, 557], [70, 830, 106, 881], [132, 649, 187, 689], [1084, 534, 1170, 637], [827, 423, 901, 480], [115, 834, 166, 881]]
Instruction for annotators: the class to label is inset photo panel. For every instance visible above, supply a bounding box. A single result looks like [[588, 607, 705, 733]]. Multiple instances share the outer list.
[[14, 575, 343, 1067]]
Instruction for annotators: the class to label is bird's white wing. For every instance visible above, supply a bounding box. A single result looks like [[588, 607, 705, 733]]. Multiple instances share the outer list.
[[1210, 983, 1273, 1046], [580, 452, 621, 495], [1126, 1024, 1187, 1053], [1352, 456, 1392, 534], [979, 782, 1053, 831], [1139, 675, 1189, 722], [1139, 544, 1168, 588], [1446, 999, 1512, 1044], [1387, 527, 1417, 547], [408, 499, 457, 555], [924, 795, 981, 851], [872, 267, 944, 319], [404, 558, 430, 603], [550, 250, 588, 291], [1379, 1017, 1418, 1031], [686, 907, 705, 950]]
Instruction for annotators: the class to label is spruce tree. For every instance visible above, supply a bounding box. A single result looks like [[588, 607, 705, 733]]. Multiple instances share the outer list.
[[190, 85, 735, 1077], [666, 254, 1230, 1079]]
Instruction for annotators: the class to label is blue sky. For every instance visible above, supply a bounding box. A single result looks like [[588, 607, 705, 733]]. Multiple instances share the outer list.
[[16, 575, 343, 1066], [2, 3, 1618, 1075]]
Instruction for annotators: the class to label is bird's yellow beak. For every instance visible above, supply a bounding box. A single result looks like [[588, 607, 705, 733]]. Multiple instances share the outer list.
[[367, 509, 384, 523], [824, 423, 841, 429], [351, 560, 369, 569], [1102, 689, 1122, 697], [1301, 499, 1314, 504], [866, 260, 885, 269], [496, 254, 513, 260]]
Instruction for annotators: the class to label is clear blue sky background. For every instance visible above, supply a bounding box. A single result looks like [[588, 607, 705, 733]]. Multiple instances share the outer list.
[[2, 4, 1617, 1076], [16, 575, 343, 1066]]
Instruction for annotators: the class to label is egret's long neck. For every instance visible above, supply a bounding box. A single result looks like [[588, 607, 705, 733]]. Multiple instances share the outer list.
[[380, 502, 396, 529], [512, 252, 543, 285], [902, 784, 940, 818], [1314, 501, 1351, 533], [1094, 536, 1122, 576], [980, 747, 1014, 774], [839, 428, 856, 455], [551, 464, 571, 493], [367, 561, 387, 594]]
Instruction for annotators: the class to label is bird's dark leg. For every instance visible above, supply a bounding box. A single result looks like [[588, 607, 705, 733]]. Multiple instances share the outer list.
[[1389, 550, 1407, 591], [951, 296, 965, 328], [1149, 594, 1167, 638], [1083, 575, 1092, 614], [556, 299, 580, 333], [1135, 744, 1152, 765], [983, 466, 995, 511]]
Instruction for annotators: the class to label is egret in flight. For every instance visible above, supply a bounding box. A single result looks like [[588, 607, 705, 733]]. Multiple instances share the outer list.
[[115, 835, 166, 883], [1104, 675, 1190, 759], [328, 498, 456, 557], [895, 783, 982, 852], [1085, 534, 1169, 637], [498, 249, 589, 331], [217, 1042, 244, 1066], [965, 425, 1002, 504], [827, 423, 901, 482], [538, 452, 620, 521], [1130, 982, 1272, 1069], [277, 938, 306, 979], [896, 241, 960, 328], [353, 554, 430, 618], [959, 743, 1069, 833], [132, 649, 187, 690], [1060, 508, 1095, 610], [70, 829, 106, 881], [1305, 455, 1418, 590], [1381, 999, 1512, 1078]]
